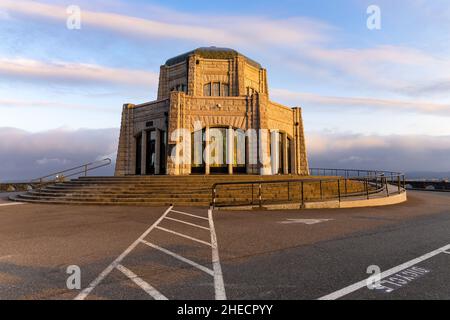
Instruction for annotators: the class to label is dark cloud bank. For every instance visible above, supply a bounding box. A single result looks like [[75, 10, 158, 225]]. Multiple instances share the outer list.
[[0, 127, 118, 181], [0, 128, 449, 181]]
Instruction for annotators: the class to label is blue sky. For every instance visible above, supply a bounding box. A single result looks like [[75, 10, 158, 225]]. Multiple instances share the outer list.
[[0, 0, 449, 179]]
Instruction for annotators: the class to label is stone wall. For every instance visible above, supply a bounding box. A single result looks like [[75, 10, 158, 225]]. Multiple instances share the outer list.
[[115, 100, 170, 176]]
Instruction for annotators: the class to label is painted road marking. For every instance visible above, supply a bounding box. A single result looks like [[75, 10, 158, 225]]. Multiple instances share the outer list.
[[170, 209, 209, 221], [141, 240, 214, 276], [74, 206, 173, 300], [156, 226, 212, 247], [279, 218, 333, 225], [0, 202, 24, 207], [75, 206, 226, 300], [164, 216, 211, 230], [116, 264, 168, 300], [208, 207, 227, 300], [318, 243, 450, 300]]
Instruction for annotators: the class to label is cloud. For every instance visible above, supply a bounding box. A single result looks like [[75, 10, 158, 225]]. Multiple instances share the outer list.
[[403, 79, 450, 98], [271, 89, 450, 116], [0, 127, 118, 181], [3, 0, 448, 99], [280, 44, 450, 98], [1, 126, 449, 181], [0, 57, 158, 88], [307, 131, 450, 172], [0, 0, 329, 48], [0, 98, 105, 110]]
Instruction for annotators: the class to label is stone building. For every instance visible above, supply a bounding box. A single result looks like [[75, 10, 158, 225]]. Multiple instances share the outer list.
[[115, 47, 309, 176]]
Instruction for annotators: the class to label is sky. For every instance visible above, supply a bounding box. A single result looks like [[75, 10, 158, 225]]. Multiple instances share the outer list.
[[0, 0, 449, 180]]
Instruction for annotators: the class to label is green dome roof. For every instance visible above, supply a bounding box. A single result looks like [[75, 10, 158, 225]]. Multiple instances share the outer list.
[[165, 47, 262, 68]]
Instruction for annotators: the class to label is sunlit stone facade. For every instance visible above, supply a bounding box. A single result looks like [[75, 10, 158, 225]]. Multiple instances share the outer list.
[[115, 47, 309, 176]]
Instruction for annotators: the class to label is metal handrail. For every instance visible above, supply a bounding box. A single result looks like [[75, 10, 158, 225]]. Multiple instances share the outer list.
[[31, 158, 112, 188], [211, 168, 405, 208], [309, 167, 402, 178]]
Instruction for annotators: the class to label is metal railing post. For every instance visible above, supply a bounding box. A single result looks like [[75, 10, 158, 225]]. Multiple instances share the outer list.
[[212, 186, 216, 209], [258, 183, 262, 208], [337, 179, 341, 202], [366, 178, 369, 199], [397, 175, 401, 194], [385, 177, 389, 197], [320, 180, 323, 200]]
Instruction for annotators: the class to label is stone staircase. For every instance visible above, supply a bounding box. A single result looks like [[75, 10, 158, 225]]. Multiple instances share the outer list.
[[10, 175, 324, 207]]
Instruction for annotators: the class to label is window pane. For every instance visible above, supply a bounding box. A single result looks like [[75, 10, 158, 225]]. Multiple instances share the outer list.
[[212, 82, 220, 96], [222, 83, 229, 96], [203, 83, 211, 96]]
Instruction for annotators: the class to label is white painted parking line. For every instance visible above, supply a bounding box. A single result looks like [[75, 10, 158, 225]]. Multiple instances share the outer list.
[[75, 206, 226, 300], [279, 218, 333, 225], [140, 240, 214, 276], [156, 226, 212, 247], [170, 209, 209, 221], [116, 264, 167, 300], [74, 206, 173, 300], [208, 208, 227, 300], [0, 202, 24, 207], [164, 216, 210, 230], [318, 243, 450, 300]]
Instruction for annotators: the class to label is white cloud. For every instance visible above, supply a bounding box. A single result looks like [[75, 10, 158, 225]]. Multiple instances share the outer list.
[[272, 89, 450, 116], [0, 0, 329, 48], [3, 0, 448, 100], [0, 98, 98, 109], [307, 131, 450, 172], [0, 57, 158, 87]]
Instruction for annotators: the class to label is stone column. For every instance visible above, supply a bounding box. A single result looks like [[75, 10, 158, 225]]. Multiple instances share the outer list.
[[141, 130, 147, 175], [155, 129, 161, 175], [270, 130, 279, 175], [259, 129, 272, 175], [115, 103, 135, 176], [283, 133, 289, 174], [292, 107, 309, 175], [205, 126, 210, 175], [227, 126, 234, 175]]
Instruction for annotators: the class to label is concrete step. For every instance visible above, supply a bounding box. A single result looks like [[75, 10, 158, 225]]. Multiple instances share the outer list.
[[16, 175, 370, 207]]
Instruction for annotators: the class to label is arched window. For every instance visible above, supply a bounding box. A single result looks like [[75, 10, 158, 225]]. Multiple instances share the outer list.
[[212, 82, 220, 96], [203, 83, 211, 96], [203, 82, 230, 96], [222, 83, 229, 97]]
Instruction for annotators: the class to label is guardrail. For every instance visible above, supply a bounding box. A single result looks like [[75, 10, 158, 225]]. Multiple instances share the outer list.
[[32, 158, 112, 189], [211, 168, 405, 209]]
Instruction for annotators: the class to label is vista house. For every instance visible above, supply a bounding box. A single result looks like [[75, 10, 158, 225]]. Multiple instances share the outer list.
[[115, 47, 309, 176]]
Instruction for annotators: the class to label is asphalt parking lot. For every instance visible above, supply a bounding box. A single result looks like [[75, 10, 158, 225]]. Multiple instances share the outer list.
[[0, 191, 449, 300]]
